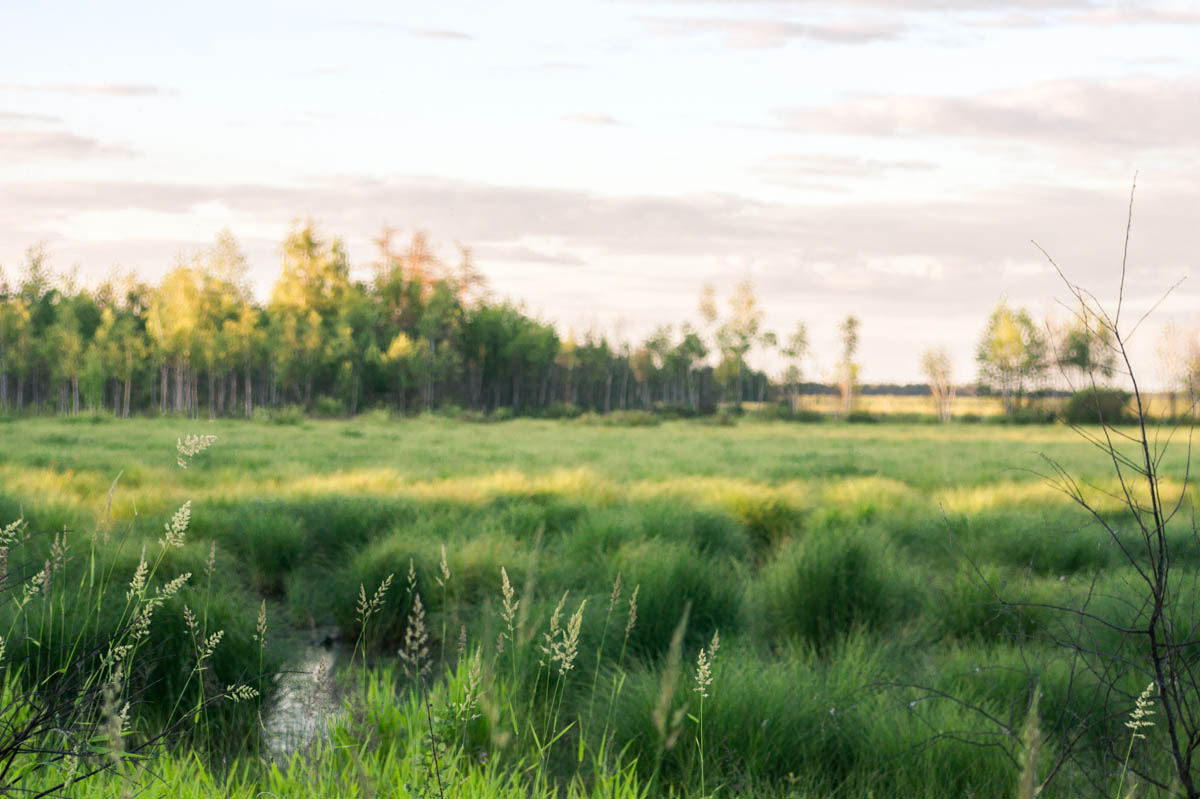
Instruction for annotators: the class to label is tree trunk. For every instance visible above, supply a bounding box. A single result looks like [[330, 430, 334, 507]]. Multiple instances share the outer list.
[[245, 368, 253, 417], [174, 358, 184, 414], [123, 377, 132, 419], [604, 371, 613, 414], [72, 374, 79, 415], [16, 375, 23, 412], [209, 370, 216, 421]]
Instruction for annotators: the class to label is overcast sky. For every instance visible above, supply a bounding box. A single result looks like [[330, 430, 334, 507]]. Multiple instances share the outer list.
[[1, 0, 1198, 383]]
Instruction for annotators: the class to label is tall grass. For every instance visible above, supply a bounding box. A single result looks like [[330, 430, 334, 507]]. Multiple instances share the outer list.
[[0, 417, 1187, 797]]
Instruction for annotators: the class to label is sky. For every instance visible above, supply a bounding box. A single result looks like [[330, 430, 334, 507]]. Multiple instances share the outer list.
[[1, 0, 1198, 384]]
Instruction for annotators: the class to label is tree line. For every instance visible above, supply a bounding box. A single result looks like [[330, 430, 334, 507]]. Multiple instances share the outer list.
[[0, 223, 1164, 421], [0, 226, 800, 419]]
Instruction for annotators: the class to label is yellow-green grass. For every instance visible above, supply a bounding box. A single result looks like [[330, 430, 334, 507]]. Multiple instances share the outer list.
[[798, 390, 1185, 418], [0, 415, 1192, 797]]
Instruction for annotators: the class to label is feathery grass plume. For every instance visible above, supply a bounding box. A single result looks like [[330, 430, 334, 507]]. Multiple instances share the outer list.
[[406, 558, 417, 595], [436, 544, 451, 662], [0, 517, 25, 548], [626, 585, 639, 635], [400, 593, 430, 680], [500, 566, 519, 641], [436, 544, 450, 588], [0, 518, 22, 586], [0, 635, 5, 664], [1118, 682, 1156, 798], [128, 571, 191, 639], [1018, 689, 1043, 799], [457, 625, 467, 658], [356, 573, 394, 627], [20, 562, 50, 607], [694, 630, 719, 698], [254, 599, 268, 646], [556, 598, 587, 676], [196, 630, 225, 663], [176, 433, 217, 469], [692, 628, 719, 795], [204, 540, 217, 580], [49, 530, 67, 572], [225, 684, 259, 703], [183, 605, 199, 635], [159, 571, 191, 599], [609, 573, 622, 611], [126, 546, 148, 600], [159, 501, 192, 549], [541, 591, 568, 667], [1126, 682, 1156, 739]]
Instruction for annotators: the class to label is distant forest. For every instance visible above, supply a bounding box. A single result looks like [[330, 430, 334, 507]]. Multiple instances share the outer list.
[[0, 224, 1124, 419], [0, 226, 807, 418]]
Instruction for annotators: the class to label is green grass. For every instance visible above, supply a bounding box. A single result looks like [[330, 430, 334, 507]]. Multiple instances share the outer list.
[[0, 416, 1191, 797]]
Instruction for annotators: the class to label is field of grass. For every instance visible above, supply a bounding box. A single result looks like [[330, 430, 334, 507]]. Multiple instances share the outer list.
[[0, 414, 1194, 797], [801, 390, 1184, 419]]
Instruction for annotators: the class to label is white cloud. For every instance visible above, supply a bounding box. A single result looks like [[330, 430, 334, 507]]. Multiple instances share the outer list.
[[562, 112, 625, 126], [0, 83, 175, 97], [775, 76, 1200, 153], [642, 15, 904, 47], [0, 129, 135, 160]]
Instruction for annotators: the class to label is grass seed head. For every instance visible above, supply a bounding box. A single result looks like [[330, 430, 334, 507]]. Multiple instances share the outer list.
[[400, 592, 430, 680], [1126, 682, 1156, 739], [159, 501, 192, 549], [176, 434, 218, 469]]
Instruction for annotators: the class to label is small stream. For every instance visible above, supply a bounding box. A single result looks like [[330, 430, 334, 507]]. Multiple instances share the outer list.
[[263, 631, 346, 757]]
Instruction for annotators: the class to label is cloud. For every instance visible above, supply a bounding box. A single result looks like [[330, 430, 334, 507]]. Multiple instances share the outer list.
[[972, 3, 1200, 27], [642, 15, 904, 47], [1071, 5, 1200, 24], [410, 28, 475, 40], [0, 110, 61, 124], [562, 112, 624, 126], [755, 153, 936, 182], [641, 0, 1094, 11], [775, 76, 1200, 153], [0, 83, 174, 97], [473, 244, 588, 267], [2, 173, 1192, 287], [0, 129, 135, 160]]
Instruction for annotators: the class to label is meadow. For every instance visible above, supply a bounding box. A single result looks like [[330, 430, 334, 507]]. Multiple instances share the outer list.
[[0, 413, 1192, 797]]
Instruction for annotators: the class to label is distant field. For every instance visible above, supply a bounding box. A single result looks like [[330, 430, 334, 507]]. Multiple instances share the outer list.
[[801, 390, 1186, 418], [1, 415, 1194, 797]]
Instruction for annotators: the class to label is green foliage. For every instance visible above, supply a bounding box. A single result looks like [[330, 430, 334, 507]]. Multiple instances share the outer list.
[[578, 410, 661, 427], [1, 418, 1193, 797], [311, 396, 345, 418], [1062, 387, 1130, 424], [749, 529, 921, 648], [977, 301, 1049, 414], [613, 539, 743, 658], [253, 404, 306, 425]]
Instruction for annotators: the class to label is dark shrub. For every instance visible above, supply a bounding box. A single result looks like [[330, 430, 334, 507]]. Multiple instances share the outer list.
[[1062, 387, 1130, 425]]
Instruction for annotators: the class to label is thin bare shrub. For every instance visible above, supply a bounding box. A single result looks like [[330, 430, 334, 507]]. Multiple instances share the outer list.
[[907, 181, 1200, 797]]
